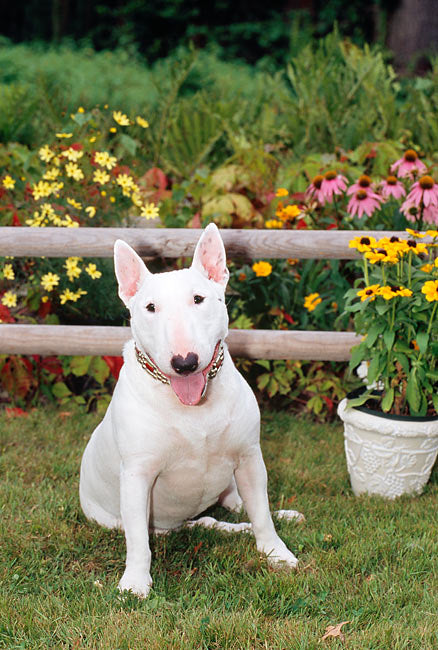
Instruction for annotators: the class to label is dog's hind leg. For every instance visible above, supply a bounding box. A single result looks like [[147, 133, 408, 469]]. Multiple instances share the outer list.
[[218, 476, 243, 513]]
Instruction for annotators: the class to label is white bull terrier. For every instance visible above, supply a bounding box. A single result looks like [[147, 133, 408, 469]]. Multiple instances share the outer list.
[[79, 223, 301, 598]]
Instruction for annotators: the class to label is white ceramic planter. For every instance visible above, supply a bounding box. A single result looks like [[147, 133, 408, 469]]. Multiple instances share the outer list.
[[337, 398, 438, 498]]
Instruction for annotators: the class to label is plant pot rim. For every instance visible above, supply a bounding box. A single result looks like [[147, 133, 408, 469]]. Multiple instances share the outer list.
[[346, 387, 438, 423]]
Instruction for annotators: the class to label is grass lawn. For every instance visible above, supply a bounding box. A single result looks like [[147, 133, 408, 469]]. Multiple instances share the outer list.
[[1, 406, 437, 649]]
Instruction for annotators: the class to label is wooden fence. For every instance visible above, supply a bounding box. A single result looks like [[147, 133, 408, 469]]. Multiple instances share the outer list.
[[0, 227, 417, 360]]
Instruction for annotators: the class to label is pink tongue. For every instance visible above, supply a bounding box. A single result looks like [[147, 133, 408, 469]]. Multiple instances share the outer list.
[[170, 372, 206, 405]]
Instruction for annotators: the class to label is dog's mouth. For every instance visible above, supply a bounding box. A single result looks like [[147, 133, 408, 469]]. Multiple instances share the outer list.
[[135, 341, 224, 406], [169, 341, 222, 406]]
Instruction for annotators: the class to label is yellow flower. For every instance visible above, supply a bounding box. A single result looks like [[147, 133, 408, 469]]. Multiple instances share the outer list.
[[3, 263, 14, 280], [421, 263, 434, 273], [140, 203, 159, 220], [85, 206, 96, 218], [136, 116, 149, 128], [116, 173, 135, 192], [64, 257, 82, 281], [348, 236, 377, 253], [85, 263, 102, 279], [43, 167, 60, 181], [41, 272, 60, 291], [421, 280, 438, 302], [109, 127, 117, 133], [60, 288, 77, 304], [357, 284, 381, 302], [78, 106, 85, 113], [89, 136, 97, 143], [113, 111, 131, 126], [1, 291, 17, 307], [94, 151, 117, 170], [56, 132, 73, 138], [276, 188, 289, 197], [365, 248, 399, 264], [39, 144, 55, 162], [31, 180, 54, 200], [67, 198, 82, 210], [276, 204, 301, 221], [304, 292, 322, 312], [406, 228, 427, 238], [405, 240, 428, 255], [252, 261, 273, 277], [426, 229, 438, 238], [93, 169, 110, 185], [65, 162, 84, 181], [377, 285, 412, 300], [265, 219, 283, 229], [61, 147, 84, 162], [2, 175, 15, 189]]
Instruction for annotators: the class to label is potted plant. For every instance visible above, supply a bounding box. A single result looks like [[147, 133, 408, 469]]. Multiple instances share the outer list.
[[338, 228, 438, 498]]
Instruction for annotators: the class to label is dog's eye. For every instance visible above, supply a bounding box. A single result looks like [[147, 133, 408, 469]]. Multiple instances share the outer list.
[[146, 303, 155, 313], [194, 295, 205, 305]]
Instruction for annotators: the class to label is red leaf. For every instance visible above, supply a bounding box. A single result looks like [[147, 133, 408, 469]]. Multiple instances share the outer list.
[[281, 310, 295, 325], [12, 212, 22, 226], [102, 356, 124, 379], [38, 299, 52, 319], [0, 304, 15, 323], [41, 356, 63, 375], [5, 407, 29, 418], [296, 218, 308, 230]]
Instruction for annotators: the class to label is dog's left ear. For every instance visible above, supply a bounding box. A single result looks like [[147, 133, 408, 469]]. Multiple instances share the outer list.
[[191, 223, 229, 288]]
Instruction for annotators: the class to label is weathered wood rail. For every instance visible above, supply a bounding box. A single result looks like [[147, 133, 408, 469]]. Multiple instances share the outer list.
[[0, 227, 419, 359]]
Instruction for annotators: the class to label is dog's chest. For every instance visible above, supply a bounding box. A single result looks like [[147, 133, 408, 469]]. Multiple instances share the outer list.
[[151, 420, 240, 525]]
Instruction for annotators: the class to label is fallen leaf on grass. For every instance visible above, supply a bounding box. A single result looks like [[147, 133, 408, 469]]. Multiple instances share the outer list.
[[321, 621, 350, 642], [5, 407, 28, 418]]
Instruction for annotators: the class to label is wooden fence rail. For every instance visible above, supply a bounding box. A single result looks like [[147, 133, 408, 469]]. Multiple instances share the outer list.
[[0, 227, 415, 359]]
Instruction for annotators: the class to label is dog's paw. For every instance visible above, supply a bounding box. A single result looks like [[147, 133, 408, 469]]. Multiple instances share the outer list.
[[259, 542, 299, 570], [274, 509, 305, 523], [118, 570, 152, 599]]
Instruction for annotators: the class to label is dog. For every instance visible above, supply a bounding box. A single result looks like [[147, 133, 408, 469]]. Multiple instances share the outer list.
[[79, 223, 300, 598]]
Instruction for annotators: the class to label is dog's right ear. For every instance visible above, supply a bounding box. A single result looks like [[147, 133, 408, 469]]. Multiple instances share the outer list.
[[114, 240, 150, 307]]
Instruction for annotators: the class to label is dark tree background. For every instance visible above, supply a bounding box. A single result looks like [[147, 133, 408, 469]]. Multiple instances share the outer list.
[[1, 0, 437, 70]]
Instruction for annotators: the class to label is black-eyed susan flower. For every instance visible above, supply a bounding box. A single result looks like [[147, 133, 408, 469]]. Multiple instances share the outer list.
[[252, 261, 272, 277], [421, 279, 438, 301], [349, 235, 377, 253], [357, 284, 380, 302], [365, 248, 399, 264]]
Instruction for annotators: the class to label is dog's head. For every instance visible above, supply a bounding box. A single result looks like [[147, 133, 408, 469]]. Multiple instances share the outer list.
[[114, 223, 229, 405]]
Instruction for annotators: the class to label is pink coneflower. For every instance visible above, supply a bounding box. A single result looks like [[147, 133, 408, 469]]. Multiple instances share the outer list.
[[320, 170, 348, 202], [380, 175, 406, 200], [347, 174, 375, 197], [347, 189, 383, 219], [305, 174, 326, 204], [403, 175, 438, 208], [390, 149, 427, 178]]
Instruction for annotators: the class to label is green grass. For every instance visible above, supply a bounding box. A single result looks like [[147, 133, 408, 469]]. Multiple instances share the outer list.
[[1, 407, 437, 649]]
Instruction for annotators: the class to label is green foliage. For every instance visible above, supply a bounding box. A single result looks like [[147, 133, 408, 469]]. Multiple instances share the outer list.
[[345, 234, 438, 416]]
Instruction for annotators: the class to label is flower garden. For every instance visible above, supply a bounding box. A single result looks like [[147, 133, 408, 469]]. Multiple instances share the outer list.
[[1, 33, 438, 420]]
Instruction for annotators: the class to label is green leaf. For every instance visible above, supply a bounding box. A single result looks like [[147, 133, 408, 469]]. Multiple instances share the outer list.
[[347, 389, 373, 409], [366, 355, 381, 385], [365, 322, 385, 348], [89, 357, 110, 385], [51, 382, 72, 398], [255, 360, 271, 371], [383, 330, 395, 352], [381, 387, 394, 412], [257, 373, 271, 391], [416, 332, 429, 355], [348, 344, 367, 371], [406, 370, 420, 413], [69, 356, 91, 377]]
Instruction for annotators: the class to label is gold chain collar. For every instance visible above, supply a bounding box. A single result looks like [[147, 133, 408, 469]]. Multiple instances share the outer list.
[[134, 342, 225, 386]]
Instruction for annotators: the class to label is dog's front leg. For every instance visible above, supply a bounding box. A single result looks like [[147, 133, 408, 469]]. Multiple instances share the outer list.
[[118, 461, 155, 598], [235, 447, 298, 568]]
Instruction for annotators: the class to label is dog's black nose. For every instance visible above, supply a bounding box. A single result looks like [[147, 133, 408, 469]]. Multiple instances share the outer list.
[[171, 352, 199, 374]]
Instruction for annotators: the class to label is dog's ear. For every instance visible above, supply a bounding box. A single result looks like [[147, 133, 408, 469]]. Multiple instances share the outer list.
[[191, 223, 229, 287], [114, 240, 150, 307]]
